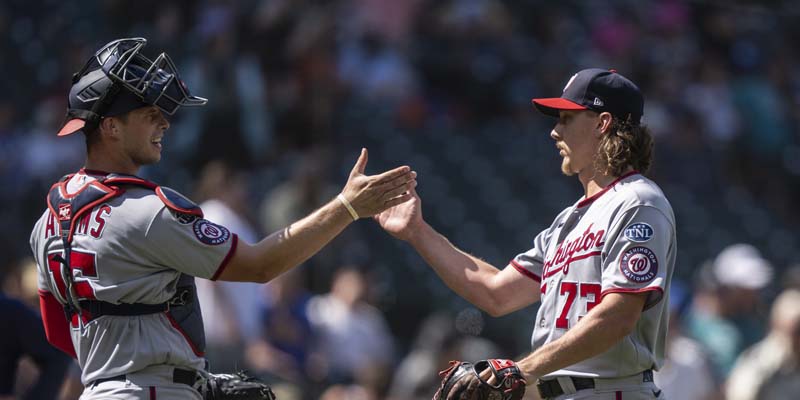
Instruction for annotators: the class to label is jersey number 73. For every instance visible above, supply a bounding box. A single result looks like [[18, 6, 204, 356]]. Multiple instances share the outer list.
[[556, 282, 601, 329]]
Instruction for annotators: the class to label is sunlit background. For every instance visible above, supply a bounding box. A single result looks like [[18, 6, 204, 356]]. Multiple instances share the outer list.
[[2, 1, 800, 399]]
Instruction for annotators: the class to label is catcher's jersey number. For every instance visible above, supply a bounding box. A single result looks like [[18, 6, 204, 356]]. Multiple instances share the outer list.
[[46, 250, 99, 300]]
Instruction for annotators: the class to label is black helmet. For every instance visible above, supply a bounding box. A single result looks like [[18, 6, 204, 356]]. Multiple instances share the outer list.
[[57, 37, 207, 136]]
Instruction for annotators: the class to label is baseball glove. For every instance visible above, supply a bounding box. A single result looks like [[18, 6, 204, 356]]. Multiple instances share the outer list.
[[201, 371, 276, 400], [433, 359, 526, 400]]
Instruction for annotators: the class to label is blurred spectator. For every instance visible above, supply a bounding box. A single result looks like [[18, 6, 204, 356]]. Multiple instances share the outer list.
[[654, 280, 716, 400], [194, 160, 265, 372], [780, 263, 800, 291], [17, 96, 84, 183], [337, 32, 420, 102], [319, 383, 374, 400], [386, 312, 500, 400], [687, 243, 773, 380], [1, 256, 82, 399], [1, 258, 39, 309], [169, 2, 273, 167], [258, 148, 343, 285], [725, 289, 800, 400], [259, 149, 339, 234], [342, 0, 423, 45], [246, 267, 314, 385], [9, 0, 800, 395], [307, 266, 394, 393], [684, 58, 740, 146], [0, 293, 70, 400]]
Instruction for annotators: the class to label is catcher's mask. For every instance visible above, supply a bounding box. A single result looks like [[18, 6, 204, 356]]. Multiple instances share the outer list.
[[57, 37, 207, 137]]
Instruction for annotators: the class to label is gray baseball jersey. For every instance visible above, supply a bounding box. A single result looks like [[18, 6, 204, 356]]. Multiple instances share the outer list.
[[511, 172, 675, 379], [29, 170, 238, 384]]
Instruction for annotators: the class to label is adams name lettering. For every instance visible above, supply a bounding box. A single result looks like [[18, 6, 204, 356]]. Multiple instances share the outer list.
[[45, 205, 111, 239]]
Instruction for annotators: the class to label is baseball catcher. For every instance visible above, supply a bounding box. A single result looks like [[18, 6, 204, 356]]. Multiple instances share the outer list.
[[434, 359, 526, 400], [31, 36, 416, 400]]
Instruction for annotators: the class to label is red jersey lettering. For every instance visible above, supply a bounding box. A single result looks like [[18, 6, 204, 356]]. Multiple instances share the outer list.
[[75, 214, 91, 235], [90, 205, 111, 238], [44, 205, 111, 239], [45, 214, 57, 238]]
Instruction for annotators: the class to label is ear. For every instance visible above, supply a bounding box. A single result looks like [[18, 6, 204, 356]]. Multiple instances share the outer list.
[[99, 117, 120, 140], [596, 112, 613, 136]]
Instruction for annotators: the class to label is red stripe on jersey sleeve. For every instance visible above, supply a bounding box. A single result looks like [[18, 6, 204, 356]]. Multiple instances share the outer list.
[[600, 287, 664, 311], [510, 260, 541, 282], [210, 234, 238, 281]]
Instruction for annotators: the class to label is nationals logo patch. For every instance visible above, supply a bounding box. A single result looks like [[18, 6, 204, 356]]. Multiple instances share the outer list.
[[620, 246, 658, 283], [624, 222, 653, 243], [192, 219, 230, 245]]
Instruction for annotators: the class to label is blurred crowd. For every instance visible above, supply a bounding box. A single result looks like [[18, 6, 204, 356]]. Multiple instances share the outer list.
[[3, 0, 800, 399]]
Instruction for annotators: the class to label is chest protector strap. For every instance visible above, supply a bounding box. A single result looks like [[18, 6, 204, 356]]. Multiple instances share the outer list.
[[46, 173, 207, 355]]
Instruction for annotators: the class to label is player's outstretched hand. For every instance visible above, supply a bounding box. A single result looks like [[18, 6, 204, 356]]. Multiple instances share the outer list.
[[340, 148, 417, 218], [374, 187, 423, 242]]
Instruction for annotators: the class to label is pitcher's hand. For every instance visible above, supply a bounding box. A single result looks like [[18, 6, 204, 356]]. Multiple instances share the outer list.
[[374, 188, 423, 242]]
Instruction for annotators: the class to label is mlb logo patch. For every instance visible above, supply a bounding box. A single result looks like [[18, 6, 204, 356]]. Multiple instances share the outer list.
[[624, 223, 653, 243]]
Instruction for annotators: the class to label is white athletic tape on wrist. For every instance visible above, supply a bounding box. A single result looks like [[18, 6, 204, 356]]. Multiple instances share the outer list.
[[337, 194, 359, 221]]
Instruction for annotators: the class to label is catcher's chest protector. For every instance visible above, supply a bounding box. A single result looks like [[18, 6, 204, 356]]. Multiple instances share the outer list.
[[46, 173, 207, 353]]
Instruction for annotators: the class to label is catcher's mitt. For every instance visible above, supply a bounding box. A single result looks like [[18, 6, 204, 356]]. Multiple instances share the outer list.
[[201, 371, 276, 400], [434, 359, 526, 400]]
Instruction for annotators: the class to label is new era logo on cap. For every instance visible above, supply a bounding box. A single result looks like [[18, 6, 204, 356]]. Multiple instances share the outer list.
[[533, 68, 643, 122]]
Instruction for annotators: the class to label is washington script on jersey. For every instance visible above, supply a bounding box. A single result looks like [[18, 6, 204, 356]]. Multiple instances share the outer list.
[[542, 224, 605, 278], [44, 206, 111, 239]]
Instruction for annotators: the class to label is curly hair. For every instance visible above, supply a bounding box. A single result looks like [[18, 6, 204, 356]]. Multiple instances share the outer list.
[[595, 117, 654, 176]]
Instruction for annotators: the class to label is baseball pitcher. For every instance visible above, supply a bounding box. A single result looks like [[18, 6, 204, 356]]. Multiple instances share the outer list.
[[29, 38, 417, 400], [377, 68, 675, 399]]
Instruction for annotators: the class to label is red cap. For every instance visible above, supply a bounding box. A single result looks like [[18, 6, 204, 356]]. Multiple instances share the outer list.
[[530, 97, 587, 115], [56, 119, 86, 137]]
